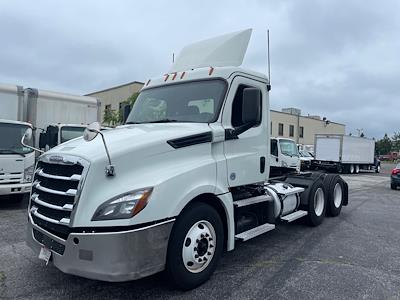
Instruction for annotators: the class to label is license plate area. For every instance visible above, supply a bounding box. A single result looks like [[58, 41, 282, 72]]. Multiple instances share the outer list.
[[33, 228, 65, 255]]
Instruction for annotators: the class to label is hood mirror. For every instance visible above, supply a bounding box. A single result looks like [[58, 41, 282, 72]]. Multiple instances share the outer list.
[[83, 121, 115, 177], [84, 122, 101, 142]]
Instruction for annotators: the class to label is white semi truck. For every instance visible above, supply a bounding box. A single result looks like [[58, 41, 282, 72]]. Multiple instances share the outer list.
[[312, 134, 380, 173], [26, 29, 349, 290], [0, 84, 35, 200]]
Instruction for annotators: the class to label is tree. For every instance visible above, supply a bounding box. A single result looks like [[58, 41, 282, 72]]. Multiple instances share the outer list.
[[103, 108, 120, 126], [392, 131, 400, 152], [375, 133, 392, 155]]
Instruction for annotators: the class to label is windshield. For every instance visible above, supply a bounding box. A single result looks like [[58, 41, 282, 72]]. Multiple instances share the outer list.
[[279, 139, 299, 156], [300, 150, 312, 157], [126, 80, 227, 124], [0, 123, 33, 155], [60, 126, 85, 143]]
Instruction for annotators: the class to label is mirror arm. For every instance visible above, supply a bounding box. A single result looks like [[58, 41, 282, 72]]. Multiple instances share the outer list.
[[89, 129, 115, 176], [20, 135, 44, 154]]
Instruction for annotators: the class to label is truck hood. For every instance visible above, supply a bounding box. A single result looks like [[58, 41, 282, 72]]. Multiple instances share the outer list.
[[46, 123, 212, 163]]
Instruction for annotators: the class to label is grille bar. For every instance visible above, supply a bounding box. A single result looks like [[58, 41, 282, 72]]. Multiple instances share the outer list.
[[33, 181, 77, 196], [36, 168, 82, 181], [31, 193, 73, 211], [31, 206, 71, 225]]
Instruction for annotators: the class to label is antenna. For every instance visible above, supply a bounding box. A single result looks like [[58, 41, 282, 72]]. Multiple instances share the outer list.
[[172, 53, 175, 63], [267, 29, 271, 91]]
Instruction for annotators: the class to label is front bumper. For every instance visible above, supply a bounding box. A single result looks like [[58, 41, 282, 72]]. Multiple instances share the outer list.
[[391, 176, 400, 186], [27, 216, 175, 282], [0, 182, 31, 195]]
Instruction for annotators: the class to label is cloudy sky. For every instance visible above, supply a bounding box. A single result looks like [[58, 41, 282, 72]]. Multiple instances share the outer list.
[[1, 0, 399, 139]]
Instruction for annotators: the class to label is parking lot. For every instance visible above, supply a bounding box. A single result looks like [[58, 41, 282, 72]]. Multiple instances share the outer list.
[[1, 163, 399, 299]]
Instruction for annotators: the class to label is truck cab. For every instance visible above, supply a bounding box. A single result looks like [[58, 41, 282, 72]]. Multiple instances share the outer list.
[[0, 119, 35, 199], [270, 137, 301, 176], [39, 124, 88, 150], [26, 29, 348, 290]]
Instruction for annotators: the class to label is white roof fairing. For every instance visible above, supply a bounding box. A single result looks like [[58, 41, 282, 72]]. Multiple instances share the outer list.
[[170, 29, 252, 72]]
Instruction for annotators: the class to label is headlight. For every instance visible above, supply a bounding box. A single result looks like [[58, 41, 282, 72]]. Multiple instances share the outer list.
[[24, 166, 35, 183], [281, 161, 288, 167], [92, 187, 153, 221]]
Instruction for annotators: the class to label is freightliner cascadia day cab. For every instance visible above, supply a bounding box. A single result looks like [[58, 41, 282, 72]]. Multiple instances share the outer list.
[[312, 134, 380, 174], [0, 84, 35, 199], [26, 29, 349, 290]]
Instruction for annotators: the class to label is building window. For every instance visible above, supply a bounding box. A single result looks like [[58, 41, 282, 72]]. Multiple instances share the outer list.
[[105, 104, 111, 111], [278, 123, 284, 136], [289, 125, 294, 137], [299, 126, 304, 138]]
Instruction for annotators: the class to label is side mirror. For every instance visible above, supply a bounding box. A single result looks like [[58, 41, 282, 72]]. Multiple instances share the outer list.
[[242, 88, 261, 124], [23, 127, 33, 142], [39, 132, 47, 149], [83, 122, 101, 142], [123, 105, 132, 124]]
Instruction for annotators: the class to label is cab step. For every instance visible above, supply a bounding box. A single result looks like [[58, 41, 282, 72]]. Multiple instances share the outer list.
[[281, 210, 308, 223], [235, 223, 275, 241], [233, 195, 272, 207]]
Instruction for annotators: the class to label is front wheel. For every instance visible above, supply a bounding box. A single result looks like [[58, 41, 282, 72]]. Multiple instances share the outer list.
[[166, 202, 224, 290]]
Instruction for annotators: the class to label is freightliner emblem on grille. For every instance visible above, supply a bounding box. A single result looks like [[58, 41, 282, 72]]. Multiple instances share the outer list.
[[49, 155, 64, 162]]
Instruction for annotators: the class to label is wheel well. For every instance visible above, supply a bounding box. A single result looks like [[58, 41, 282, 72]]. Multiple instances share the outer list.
[[182, 193, 228, 250]]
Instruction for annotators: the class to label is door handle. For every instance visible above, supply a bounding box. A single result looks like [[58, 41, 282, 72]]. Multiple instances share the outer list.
[[260, 156, 266, 173]]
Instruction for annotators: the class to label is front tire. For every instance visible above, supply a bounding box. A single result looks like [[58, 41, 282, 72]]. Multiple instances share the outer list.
[[306, 181, 326, 226], [166, 202, 224, 290]]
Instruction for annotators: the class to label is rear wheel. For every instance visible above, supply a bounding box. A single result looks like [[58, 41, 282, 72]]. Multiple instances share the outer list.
[[306, 181, 326, 226], [355, 165, 360, 174], [324, 175, 345, 217], [166, 202, 224, 290], [349, 164, 354, 174], [376, 165, 381, 173], [391, 183, 397, 190]]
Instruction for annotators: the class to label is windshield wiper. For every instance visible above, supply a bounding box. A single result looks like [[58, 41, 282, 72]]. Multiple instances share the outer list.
[[0, 149, 25, 157], [146, 119, 179, 123]]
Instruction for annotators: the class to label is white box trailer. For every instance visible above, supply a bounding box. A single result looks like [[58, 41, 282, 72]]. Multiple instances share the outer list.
[[24, 88, 101, 148], [313, 134, 379, 173], [0, 84, 25, 121]]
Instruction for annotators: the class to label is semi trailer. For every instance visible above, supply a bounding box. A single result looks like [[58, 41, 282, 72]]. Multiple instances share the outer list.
[[312, 134, 380, 173], [26, 29, 349, 290]]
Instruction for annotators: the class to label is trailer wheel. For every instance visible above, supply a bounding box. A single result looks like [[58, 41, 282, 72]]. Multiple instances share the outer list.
[[349, 164, 354, 174], [355, 165, 360, 174], [306, 181, 326, 226], [166, 202, 223, 290], [324, 175, 345, 217], [375, 165, 381, 173]]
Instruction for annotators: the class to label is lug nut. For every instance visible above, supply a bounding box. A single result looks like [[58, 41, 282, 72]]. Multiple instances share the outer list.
[[195, 254, 199, 258], [207, 252, 212, 255], [194, 247, 197, 251]]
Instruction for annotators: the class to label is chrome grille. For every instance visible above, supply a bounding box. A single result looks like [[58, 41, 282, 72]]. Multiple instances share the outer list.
[[29, 156, 88, 240]]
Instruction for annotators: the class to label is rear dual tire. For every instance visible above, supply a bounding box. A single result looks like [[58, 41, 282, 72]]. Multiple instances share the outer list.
[[323, 174, 345, 217], [306, 181, 327, 226]]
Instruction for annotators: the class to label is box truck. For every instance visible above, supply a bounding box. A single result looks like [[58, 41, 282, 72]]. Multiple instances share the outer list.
[[0, 84, 35, 199], [313, 134, 380, 173], [26, 29, 349, 290], [24, 88, 101, 149], [270, 137, 301, 176]]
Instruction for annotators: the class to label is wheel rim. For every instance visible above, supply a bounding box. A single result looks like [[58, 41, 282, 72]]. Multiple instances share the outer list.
[[350, 165, 354, 173], [182, 220, 216, 273], [314, 188, 325, 217], [377, 165, 381, 172], [333, 183, 342, 208], [356, 165, 359, 173]]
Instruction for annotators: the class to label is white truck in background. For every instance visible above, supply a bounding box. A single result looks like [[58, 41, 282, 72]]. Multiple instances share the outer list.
[[26, 29, 349, 290], [270, 137, 301, 176], [23, 88, 101, 150], [0, 84, 35, 200], [312, 134, 380, 173]]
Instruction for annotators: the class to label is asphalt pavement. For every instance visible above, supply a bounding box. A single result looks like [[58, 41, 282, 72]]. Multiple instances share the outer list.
[[0, 163, 399, 299]]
